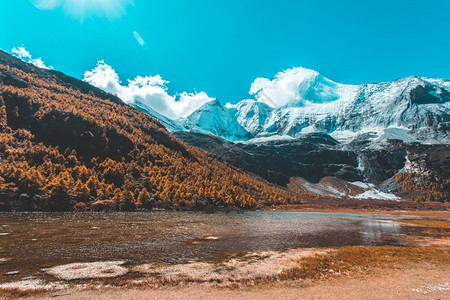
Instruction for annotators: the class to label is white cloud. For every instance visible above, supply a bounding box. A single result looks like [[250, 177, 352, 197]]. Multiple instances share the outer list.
[[11, 47, 31, 60], [11, 46, 53, 70], [83, 61, 214, 119], [29, 58, 51, 69], [176, 91, 215, 117], [249, 67, 320, 108]]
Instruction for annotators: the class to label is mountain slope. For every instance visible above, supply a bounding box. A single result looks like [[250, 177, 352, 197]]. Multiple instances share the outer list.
[[0, 50, 297, 211], [176, 131, 450, 202]]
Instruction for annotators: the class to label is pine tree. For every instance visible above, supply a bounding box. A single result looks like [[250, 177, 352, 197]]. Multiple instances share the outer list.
[[0, 96, 7, 128], [137, 188, 151, 208]]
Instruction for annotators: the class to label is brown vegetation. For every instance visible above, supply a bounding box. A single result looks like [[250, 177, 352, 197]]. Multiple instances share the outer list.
[[279, 246, 450, 281], [394, 172, 450, 202], [393, 219, 450, 229]]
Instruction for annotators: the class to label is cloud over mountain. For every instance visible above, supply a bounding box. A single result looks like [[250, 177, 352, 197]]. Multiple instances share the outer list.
[[250, 67, 323, 108], [11, 46, 53, 70], [83, 61, 214, 119]]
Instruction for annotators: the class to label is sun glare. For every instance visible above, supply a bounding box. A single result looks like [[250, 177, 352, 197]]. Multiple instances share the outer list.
[[32, 0, 132, 21]]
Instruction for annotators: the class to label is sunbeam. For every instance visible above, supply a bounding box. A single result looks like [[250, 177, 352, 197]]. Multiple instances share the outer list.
[[31, 0, 133, 21]]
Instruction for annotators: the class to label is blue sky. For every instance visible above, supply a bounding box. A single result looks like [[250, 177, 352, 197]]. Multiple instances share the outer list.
[[1, 0, 450, 108]]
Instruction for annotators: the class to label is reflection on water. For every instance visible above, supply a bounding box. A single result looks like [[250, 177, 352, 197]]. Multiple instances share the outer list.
[[360, 218, 401, 245], [0, 211, 440, 281]]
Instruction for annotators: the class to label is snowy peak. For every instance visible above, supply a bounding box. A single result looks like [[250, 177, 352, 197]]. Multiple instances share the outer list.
[[227, 100, 273, 136], [406, 77, 450, 105], [285, 72, 347, 107], [245, 73, 450, 141], [182, 99, 252, 141], [250, 67, 357, 108]]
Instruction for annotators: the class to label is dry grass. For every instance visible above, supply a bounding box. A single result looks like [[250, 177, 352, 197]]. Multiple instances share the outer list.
[[279, 246, 450, 281], [394, 219, 450, 228], [132, 248, 326, 286]]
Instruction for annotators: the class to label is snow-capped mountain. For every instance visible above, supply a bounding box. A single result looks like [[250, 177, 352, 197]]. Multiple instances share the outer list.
[[226, 100, 274, 136], [253, 74, 450, 143], [133, 68, 450, 144], [127, 67, 449, 201], [180, 99, 252, 140]]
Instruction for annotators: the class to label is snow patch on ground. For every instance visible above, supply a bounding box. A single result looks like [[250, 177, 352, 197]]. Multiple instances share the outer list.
[[329, 130, 360, 142], [46, 261, 128, 280], [302, 182, 327, 196], [355, 189, 399, 201], [319, 183, 345, 197], [0, 258, 10, 264], [241, 135, 295, 144], [350, 181, 371, 189], [372, 127, 421, 145]]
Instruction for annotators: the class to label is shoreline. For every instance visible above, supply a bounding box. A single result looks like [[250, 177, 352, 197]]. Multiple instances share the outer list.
[[262, 205, 449, 216], [2, 206, 448, 216]]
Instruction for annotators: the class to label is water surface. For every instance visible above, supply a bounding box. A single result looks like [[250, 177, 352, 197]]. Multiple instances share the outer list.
[[0, 211, 439, 281]]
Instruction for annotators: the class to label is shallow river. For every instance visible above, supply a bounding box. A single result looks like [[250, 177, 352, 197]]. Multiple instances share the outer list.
[[0, 211, 444, 281]]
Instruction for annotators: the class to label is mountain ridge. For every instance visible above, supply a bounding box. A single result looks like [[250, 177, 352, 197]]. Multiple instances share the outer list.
[[133, 68, 449, 144]]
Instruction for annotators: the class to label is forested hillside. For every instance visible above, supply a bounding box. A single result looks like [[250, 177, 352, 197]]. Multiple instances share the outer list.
[[0, 50, 297, 211]]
